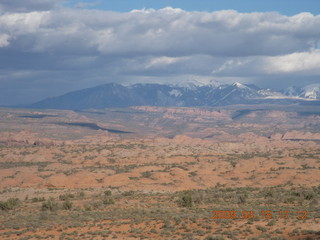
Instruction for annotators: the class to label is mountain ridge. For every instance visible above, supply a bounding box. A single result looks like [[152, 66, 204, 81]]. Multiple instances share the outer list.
[[27, 82, 320, 110]]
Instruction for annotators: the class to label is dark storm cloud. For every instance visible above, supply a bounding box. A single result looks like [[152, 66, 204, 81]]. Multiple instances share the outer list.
[[0, 6, 320, 105]]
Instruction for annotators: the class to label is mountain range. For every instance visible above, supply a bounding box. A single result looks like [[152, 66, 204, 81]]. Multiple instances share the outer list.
[[28, 82, 320, 110]]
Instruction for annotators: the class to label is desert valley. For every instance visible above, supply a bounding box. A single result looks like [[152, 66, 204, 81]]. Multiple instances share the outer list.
[[1, 0, 320, 239], [0, 104, 319, 240]]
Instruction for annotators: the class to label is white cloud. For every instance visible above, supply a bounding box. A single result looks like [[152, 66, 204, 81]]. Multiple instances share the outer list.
[[0, 34, 10, 47], [145, 56, 188, 69], [212, 59, 250, 74], [264, 50, 320, 75], [2, 8, 320, 56], [212, 49, 320, 77]]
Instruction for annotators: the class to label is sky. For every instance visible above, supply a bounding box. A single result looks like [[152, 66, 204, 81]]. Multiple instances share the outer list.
[[0, 0, 320, 105]]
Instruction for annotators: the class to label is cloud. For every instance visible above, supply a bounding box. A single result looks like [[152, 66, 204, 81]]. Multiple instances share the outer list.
[[0, 6, 320, 104], [264, 50, 320, 75], [0, 0, 61, 13], [212, 49, 320, 76], [0, 34, 10, 47], [2, 8, 320, 56]]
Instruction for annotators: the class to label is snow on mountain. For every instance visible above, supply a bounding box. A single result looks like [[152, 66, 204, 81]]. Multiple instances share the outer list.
[[301, 84, 320, 100], [284, 84, 320, 100], [257, 88, 287, 99], [284, 86, 301, 97], [169, 89, 182, 97], [173, 79, 223, 89], [173, 79, 206, 89], [206, 79, 223, 87], [232, 82, 248, 89]]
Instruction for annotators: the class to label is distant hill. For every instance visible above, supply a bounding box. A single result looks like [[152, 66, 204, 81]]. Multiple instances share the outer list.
[[28, 82, 320, 110]]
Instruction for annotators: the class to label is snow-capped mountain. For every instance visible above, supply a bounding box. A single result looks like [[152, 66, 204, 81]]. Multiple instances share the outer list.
[[172, 79, 222, 89], [284, 84, 320, 100], [301, 84, 320, 100], [284, 86, 302, 97], [27, 82, 319, 110]]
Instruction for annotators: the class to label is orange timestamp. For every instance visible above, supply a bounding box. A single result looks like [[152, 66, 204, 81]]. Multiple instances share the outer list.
[[212, 210, 308, 220]]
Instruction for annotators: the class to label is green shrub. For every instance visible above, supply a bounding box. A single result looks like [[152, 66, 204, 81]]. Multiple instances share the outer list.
[[59, 193, 74, 201], [42, 197, 59, 211], [237, 194, 247, 204], [104, 190, 112, 196], [103, 197, 115, 205], [303, 191, 316, 200], [141, 171, 152, 178], [122, 191, 135, 196], [84, 204, 92, 211], [204, 235, 226, 240], [0, 198, 20, 210], [256, 225, 267, 232], [178, 191, 193, 207], [263, 188, 275, 198], [161, 220, 171, 229], [62, 200, 73, 210], [267, 220, 276, 226], [150, 228, 157, 234], [32, 197, 45, 202], [78, 191, 85, 198]]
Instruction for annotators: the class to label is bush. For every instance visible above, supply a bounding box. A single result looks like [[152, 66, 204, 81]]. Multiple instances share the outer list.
[[32, 197, 45, 202], [103, 197, 115, 205], [178, 191, 193, 207], [84, 204, 92, 211], [303, 191, 316, 200], [141, 171, 152, 178], [59, 193, 74, 201], [150, 228, 157, 234], [263, 188, 275, 198], [104, 190, 112, 196], [122, 191, 135, 196], [42, 197, 59, 211], [237, 194, 247, 204], [267, 220, 276, 226], [62, 200, 73, 210], [78, 191, 85, 198], [0, 198, 20, 211], [204, 235, 226, 240], [256, 225, 267, 232]]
